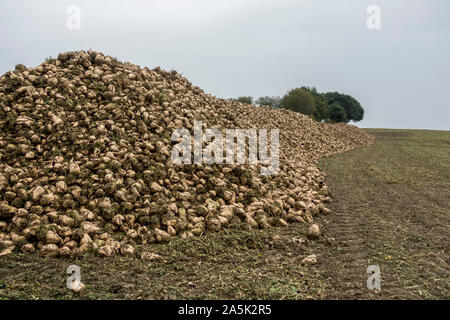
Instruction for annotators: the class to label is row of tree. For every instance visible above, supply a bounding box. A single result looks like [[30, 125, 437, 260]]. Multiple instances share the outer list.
[[232, 87, 364, 123]]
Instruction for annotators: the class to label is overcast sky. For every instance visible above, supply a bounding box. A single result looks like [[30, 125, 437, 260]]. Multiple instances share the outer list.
[[1, 0, 449, 130]]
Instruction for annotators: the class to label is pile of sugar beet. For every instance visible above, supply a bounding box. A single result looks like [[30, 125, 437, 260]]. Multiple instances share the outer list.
[[0, 51, 374, 258]]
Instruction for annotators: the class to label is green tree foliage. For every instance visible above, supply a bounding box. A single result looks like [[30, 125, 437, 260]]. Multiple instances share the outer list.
[[281, 88, 316, 116], [323, 92, 364, 122], [230, 88, 364, 124], [255, 96, 281, 108], [299, 87, 330, 122], [232, 96, 253, 104], [313, 99, 330, 122], [329, 103, 348, 123]]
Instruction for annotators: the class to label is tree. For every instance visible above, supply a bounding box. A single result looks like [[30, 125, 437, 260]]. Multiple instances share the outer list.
[[281, 88, 316, 116], [299, 87, 330, 122], [323, 92, 364, 122], [329, 103, 348, 123], [255, 96, 281, 108], [313, 99, 330, 122], [232, 96, 253, 104]]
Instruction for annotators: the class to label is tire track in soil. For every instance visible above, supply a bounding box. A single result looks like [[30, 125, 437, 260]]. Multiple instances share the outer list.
[[312, 130, 449, 299]]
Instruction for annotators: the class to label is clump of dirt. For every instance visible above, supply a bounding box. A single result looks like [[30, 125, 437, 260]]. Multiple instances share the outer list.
[[0, 50, 374, 258]]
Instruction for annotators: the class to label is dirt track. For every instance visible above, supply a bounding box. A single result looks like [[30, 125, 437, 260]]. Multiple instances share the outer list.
[[314, 129, 449, 299]]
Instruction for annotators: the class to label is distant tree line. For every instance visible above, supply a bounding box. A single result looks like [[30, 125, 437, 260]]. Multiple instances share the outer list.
[[231, 87, 364, 123]]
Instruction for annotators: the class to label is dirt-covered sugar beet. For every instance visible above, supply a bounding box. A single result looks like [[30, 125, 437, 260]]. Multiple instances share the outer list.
[[0, 50, 374, 257]]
